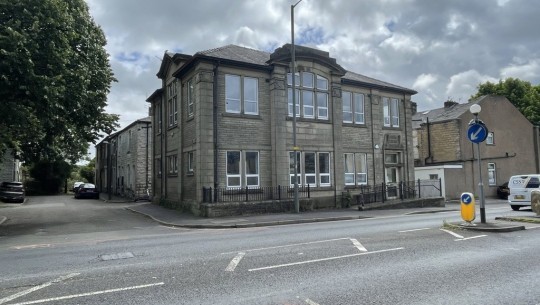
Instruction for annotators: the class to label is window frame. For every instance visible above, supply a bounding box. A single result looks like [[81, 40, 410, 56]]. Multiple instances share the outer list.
[[287, 72, 329, 120], [226, 151, 241, 188], [318, 152, 331, 186], [187, 151, 194, 173], [245, 151, 260, 188], [187, 79, 194, 118], [488, 162, 496, 186], [486, 132, 494, 145], [225, 74, 259, 115], [383, 97, 400, 127]]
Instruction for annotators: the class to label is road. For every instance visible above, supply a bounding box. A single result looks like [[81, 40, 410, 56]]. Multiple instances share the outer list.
[[0, 195, 539, 305]]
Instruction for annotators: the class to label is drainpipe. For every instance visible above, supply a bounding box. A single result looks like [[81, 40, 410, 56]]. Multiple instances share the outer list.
[[424, 117, 432, 165], [534, 126, 540, 173], [213, 61, 220, 200], [369, 90, 376, 184], [403, 94, 409, 181]]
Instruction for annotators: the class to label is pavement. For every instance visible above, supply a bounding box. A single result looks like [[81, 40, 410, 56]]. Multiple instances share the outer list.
[[123, 200, 539, 232], [2, 196, 539, 232]]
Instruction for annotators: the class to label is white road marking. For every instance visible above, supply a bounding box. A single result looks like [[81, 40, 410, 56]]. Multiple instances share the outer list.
[[0, 273, 80, 305], [527, 225, 540, 230], [11, 244, 51, 250], [221, 237, 351, 255], [225, 252, 245, 272], [399, 228, 430, 233], [305, 298, 321, 305], [440, 229, 464, 239], [7, 282, 165, 305], [455, 235, 487, 241], [350, 238, 367, 252], [248, 248, 404, 272]]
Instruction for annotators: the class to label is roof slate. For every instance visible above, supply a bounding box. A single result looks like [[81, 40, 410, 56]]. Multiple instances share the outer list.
[[412, 97, 485, 129], [194, 44, 414, 94]]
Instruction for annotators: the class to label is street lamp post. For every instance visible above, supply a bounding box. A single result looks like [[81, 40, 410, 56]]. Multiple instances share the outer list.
[[470, 104, 486, 223], [291, 0, 302, 213]]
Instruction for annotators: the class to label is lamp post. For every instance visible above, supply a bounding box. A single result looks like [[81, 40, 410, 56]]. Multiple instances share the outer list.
[[469, 104, 486, 223], [102, 140, 112, 201], [291, 0, 302, 213]]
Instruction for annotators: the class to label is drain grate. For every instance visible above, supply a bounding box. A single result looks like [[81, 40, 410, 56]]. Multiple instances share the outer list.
[[99, 252, 135, 261]]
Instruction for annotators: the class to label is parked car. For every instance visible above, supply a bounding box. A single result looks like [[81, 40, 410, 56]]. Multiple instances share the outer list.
[[507, 174, 540, 210], [0, 181, 25, 203], [497, 182, 509, 200], [73, 181, 85, 193], [74, 183, 99, 199]]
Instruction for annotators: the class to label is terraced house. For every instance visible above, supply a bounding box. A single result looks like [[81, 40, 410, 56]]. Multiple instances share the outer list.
[[146, 44, 417, 216]]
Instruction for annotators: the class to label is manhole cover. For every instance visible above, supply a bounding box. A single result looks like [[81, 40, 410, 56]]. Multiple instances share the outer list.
[[99, 252, 135, 261]]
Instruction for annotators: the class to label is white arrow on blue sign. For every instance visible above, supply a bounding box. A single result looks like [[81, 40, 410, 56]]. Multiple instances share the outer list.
[[467, 123, 488, 143], [461, 193, 472, 204]]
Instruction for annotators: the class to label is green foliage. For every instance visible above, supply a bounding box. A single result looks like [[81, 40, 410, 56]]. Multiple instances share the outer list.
[[27, 159, 72, 194], [79, 158, 95, 184], [471, 78, 540, 125], [0, 0, 119, 164]]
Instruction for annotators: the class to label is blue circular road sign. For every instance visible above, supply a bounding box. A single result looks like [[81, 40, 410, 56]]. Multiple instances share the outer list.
[[467, 122, 488, 143], [461, 193, 472, 204]]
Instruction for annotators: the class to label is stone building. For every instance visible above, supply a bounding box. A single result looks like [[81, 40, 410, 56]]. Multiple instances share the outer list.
[[96, 117, 152, 200], [0, 149, 22, 182], [413, 95, 540, 199], [147, 44, 417, 215]]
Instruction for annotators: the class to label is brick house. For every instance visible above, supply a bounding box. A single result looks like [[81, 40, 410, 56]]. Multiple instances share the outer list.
[[413, 95, 540, 199], [147, 44, 417, 215], [96, 117, 152, 200]]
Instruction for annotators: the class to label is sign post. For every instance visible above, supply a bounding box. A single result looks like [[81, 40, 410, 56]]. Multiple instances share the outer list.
[[467, 104, 488, 223]]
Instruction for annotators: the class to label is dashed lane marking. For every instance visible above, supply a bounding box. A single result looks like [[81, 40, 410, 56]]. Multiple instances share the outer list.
[[225, 252, 245, 272], [349, 238, 367, 252], [399, 228, 431, 233]]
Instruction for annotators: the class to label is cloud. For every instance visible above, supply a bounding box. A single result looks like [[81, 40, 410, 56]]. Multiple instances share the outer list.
[[446, 70, 498, 103]]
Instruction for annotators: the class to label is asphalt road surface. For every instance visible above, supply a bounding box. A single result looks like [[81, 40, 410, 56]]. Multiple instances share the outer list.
[[1, 195, 539, 305]]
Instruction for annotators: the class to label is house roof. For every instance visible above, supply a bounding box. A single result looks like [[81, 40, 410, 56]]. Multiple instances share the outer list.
[[412, 96, 488, 129], [173, 44, 416, 95]]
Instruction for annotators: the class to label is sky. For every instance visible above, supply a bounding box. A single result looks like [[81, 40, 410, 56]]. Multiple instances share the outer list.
[[85, 0, 540, 132]]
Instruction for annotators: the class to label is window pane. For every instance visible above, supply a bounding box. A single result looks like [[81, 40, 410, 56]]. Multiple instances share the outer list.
[[344, 153, 354, 173], [391, 98, 399, 127], [383, 97, 390, 126], [306, 175, 316, 184], [289, 152, 301, 174], [343, 91, 352, 123], [319, 153, 330, 174], [354, 93, 364, 124], [246, 176, 259, 186], [227, 151, 240, 174], [385, 153, 398, 164], [320, 175, 330, 184], [302, 72, 314, 88], [228, 177, 241, 187], [305, 153, 315, 174], [288, 88, 300, 117], [316, 75, 328, 90], [226, 75, 241, 113], [317, 92, 328, 119], [287, 73, 300, 86], [244, 77, 258, 114], [245, 152, 258, 175], [303, 91, 314, 117]]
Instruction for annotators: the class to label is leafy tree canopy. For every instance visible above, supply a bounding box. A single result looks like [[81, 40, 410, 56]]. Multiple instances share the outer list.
[[0, 0, 119, 164], [471, 78, 540, 125]]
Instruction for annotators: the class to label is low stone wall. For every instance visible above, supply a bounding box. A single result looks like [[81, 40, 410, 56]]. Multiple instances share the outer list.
[[199, 196, 444, 217]]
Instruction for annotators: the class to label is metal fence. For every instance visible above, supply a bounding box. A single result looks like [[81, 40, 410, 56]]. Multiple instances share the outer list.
[[351, 179, 442, 205], [202, 179, 441, 204], [202, 185, 310, 203]]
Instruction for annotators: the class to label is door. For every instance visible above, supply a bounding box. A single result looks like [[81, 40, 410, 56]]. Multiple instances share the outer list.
[[385, 167, 400, 199]]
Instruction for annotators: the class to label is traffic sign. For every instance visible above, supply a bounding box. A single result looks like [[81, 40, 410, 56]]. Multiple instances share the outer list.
[[460, 192, 476, 222], [461, 193, 472, 204], [467, 122, 488, 143]]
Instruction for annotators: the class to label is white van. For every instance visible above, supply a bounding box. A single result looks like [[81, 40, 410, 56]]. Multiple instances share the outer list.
[[508, 174, 540, 210]]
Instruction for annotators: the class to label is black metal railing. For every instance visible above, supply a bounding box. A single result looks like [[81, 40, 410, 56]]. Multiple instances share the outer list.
[[350, 179, 442, 205], [202, 185, 310, 203]]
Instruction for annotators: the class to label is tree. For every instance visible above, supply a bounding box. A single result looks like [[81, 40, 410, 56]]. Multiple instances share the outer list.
[[0, 0, 119, 164], [79, 158, 95, 184], [470, 78, 540, 125]]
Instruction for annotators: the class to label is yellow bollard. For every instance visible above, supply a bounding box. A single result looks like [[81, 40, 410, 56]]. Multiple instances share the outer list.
[[460, 192, 476, 223]]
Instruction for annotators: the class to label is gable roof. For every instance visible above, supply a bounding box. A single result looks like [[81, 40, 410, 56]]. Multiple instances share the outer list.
[[411, 97, 491, 129], [172, 44, 416, 95]]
